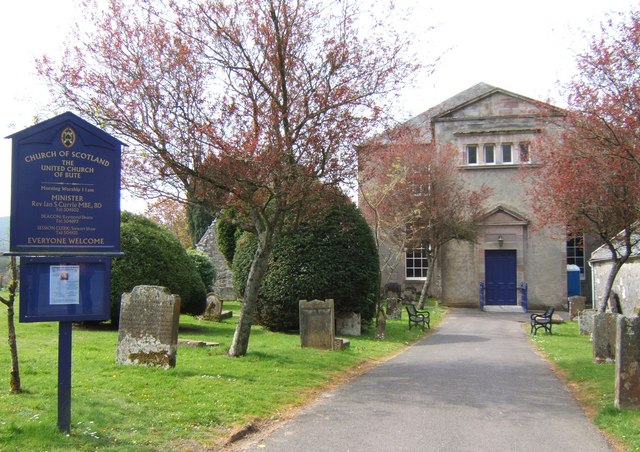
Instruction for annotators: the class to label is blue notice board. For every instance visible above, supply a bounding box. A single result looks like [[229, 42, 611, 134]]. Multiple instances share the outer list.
[[20, 256, 111, 322], [7, 112, 124, 255]]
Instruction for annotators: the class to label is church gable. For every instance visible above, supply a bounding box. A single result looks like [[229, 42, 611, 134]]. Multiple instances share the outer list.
[[436, 91, 548, 120]]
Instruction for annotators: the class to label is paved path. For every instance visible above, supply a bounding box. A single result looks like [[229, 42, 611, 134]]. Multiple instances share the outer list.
[[237, 309, 612, 451]]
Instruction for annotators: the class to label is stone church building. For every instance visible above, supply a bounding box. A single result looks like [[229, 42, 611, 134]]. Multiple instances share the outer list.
[[360, 83, 596, 311]]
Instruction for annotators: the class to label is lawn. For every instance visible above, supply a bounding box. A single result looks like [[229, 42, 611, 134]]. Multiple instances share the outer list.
[[530, 320, 640, 452], [0, 295, 444, 451]]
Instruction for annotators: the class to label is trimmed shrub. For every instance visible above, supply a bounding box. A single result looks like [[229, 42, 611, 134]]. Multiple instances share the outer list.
[[110, 212, 207, 325], [232, 200, 379, 332], [187, 248, 216, 292]]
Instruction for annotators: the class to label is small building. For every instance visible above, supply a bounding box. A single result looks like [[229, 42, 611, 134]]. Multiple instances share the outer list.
[[590, 232, 640, 314], [359, 83, 597, 310]]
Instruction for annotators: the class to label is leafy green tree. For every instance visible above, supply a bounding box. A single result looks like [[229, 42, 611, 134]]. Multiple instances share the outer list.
[[40, 0, 418, 356], [110, 212, 206, 325]]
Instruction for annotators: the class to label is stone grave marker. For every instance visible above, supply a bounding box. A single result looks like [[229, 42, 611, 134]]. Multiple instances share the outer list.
[[299, 299, 335, 350], [568, 295, 586, 320], [593, 312, 620, 363], [116, 285, 181, 369], [579, 309, 596, 336], [336, 312, 361, 336], [616, 315, 640, 409], [203, 292, 224, 321]]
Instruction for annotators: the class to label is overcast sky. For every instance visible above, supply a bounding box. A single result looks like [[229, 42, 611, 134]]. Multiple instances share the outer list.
[[1, 0, 638, 217]]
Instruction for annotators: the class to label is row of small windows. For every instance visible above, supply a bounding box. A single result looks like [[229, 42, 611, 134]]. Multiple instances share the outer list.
[[466, 142, 530, 165]]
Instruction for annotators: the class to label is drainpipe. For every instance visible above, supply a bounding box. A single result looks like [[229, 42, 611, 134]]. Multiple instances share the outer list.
[[588, 260, 596, 310]]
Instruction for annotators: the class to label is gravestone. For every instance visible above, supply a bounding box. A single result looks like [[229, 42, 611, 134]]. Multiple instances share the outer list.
[[203, 292, 224, 321], [336, 312, 361, 336], [402, 286, 417, 303], [593, 312, 620, 363], [568, 296, 586, 320], [116, 285, 181, 369], [579, 309, 596, 336], [386, 297, 403, 320], [615, 315, 640, 409], [299, 299, 335, 350]]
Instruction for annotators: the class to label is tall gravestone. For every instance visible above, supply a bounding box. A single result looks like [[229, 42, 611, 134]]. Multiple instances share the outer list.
[[593, 312, 620, 363], [299, 299, 335, 350], [579, 309, 596, 336], [116, 285, 181, 369], [616, 316, 640, 409]]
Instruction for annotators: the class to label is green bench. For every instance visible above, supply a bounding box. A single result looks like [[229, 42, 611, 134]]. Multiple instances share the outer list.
[[404, 304, 430, 330]]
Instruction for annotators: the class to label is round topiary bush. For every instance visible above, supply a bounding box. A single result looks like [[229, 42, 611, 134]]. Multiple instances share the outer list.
[[110, 212, 207, 325], [232, 198, 379, 332]]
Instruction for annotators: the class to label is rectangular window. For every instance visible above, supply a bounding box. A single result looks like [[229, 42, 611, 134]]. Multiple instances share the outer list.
[[519, 142, 530, 163], [406, 248, 428, 279], [467, 145, 478, 165], [567, 236, 585, 278], [502, 143, 512, 163], [484, 144, 495, 164]]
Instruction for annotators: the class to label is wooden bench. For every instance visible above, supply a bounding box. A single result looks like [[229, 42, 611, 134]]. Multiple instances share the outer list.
[[530, 307, 555, 335], [404, 304, 430, 330]]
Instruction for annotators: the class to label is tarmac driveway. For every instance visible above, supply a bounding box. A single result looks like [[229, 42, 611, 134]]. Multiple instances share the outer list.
[[235, 308, 612, 451]]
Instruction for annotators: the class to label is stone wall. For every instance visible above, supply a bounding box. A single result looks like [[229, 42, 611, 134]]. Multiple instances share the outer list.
[[196, 220, 237, 299], [591, 257, 640, 314]]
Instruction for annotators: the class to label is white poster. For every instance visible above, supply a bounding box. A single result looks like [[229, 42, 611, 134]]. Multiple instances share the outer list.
[[49, 265, 80, 305]]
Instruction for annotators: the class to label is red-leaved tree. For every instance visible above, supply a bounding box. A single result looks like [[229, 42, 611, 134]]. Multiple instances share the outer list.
[[360, 130, 490, 308], [39, 0, 420, 356], [529, 8, 640, 312]]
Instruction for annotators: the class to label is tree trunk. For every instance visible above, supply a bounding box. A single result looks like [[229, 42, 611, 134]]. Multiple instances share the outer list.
[[597, 257, 627, 313], [417, 248, 438, 309], [228, 231, 275, 357], [2, 257, 21, 393], [7, 300, 21, 393]]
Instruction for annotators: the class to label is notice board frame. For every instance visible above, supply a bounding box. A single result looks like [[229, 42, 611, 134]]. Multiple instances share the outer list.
[[19, 254, 112, 323]]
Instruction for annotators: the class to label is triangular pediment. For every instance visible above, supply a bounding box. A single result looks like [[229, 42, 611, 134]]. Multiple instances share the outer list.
[[433, 88, 556, 121], [479, 205, 529, 226]]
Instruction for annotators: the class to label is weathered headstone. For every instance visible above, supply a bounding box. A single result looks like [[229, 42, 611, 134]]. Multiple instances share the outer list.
[[616, 315, 640, 409], [568, 295, 586, 320], [336, 312, 361, 336], [579, 309, 596, 336], [203, 292, 224, 321], [299, 299, 335, 350], [402, 286, 417, 303], [116, 285, 181, 369], [386, 297, 403, 320], [593, 312, 620, 363]]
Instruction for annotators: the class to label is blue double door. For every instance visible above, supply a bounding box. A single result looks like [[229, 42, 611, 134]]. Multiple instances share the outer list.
[[485, 250, 517, 305]]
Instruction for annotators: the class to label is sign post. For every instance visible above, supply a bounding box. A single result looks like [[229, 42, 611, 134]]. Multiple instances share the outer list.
[[5, 112, 124, 433]]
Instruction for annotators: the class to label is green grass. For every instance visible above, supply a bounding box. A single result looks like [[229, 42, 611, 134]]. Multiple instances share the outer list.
[[530, 321, 640, 451], [0, 295, 444, 451]]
